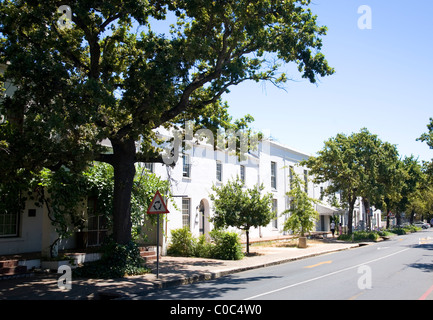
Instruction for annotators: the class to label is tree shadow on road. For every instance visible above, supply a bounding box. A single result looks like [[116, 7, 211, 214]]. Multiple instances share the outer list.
[[138, 275, 282, 300], [406, 262, 433, 273]]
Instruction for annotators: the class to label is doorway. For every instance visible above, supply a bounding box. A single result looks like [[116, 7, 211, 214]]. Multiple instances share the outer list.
[[198, 199, 210, 236]]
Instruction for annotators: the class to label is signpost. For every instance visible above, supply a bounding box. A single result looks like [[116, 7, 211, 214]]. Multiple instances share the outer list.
[[147, 190, 169, 278]]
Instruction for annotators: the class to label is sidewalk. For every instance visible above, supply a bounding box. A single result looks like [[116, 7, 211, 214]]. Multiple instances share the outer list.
[[0, 239, 361, 300]]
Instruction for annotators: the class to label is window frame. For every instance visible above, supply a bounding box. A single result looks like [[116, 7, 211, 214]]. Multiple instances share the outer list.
[[0, 210, 19, 238], [216, 160, 223, 182], [182, 198, 191, 229], [271, 161, 277, 190], [182, 154, 191, 178], [240, 165, 246, 183]]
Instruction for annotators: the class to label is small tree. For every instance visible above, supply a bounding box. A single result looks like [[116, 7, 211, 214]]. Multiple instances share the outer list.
[[283, 169, 319, 247], [210, 177, 273, 255]]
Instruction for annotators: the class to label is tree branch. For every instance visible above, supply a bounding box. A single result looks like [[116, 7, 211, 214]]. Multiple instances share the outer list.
[[95, 153, 115, 165], [72, 15, 100, 79], [100, 13, 123, 31], [134, 152, 165, 164]]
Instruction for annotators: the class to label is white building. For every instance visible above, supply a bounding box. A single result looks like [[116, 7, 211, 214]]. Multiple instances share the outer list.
[[0, 66, 381, 260], [147, 129, 343, 253], [0, 126, 348, 257], [0, 122, 383, 258]]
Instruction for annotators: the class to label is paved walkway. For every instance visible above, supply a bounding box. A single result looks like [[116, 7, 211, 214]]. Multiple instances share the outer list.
[[0, 239, 361, 300]]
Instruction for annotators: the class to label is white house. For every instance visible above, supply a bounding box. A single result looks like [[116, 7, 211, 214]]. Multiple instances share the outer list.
[[146, 128, 345, 254]]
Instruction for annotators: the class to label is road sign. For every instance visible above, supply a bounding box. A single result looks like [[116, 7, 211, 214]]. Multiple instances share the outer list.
[[146, 190, 169, 279], [147, 190, 169, 214]]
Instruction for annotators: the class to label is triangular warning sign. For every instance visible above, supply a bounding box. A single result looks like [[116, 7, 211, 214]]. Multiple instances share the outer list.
[[147, 190, 170, 214]]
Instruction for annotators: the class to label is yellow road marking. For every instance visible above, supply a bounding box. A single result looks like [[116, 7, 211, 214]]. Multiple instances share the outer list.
[[304, 261, 333, 269], [419, 237, 433, 245], [348, 291, 365, 300]]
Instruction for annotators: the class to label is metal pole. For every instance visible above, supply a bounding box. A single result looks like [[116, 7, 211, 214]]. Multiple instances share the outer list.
[[156, 213, 160, 279]]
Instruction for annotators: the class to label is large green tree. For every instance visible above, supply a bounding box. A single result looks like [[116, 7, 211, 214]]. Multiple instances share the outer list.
[[418, 118, 433, 150], [302, 132, 362, 234], [303, 129, 400, 234], [351, 129, 387, 228], [416, 119, 433, 223], [0, 0, 333, 245], [394, 156, 424, 225], [375, 144, 404, 229], [419, 118, 433, 181], [402, 160, 433, 224]]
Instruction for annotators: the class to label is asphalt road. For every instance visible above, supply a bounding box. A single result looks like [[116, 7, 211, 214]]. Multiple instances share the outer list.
[[138, 228, 433, 300]]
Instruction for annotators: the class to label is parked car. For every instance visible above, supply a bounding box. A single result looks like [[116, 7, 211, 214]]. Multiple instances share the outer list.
[[414, 222, 430, 229]]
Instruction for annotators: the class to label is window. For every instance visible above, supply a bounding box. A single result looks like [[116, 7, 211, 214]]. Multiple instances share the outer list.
[[182, 198, 191, 229], [86, 197, 108, 246], [272, 199, 278, 229], [240, 165, 246, 183], [216, 161, 222, 182], [183, 154, 191, 178], [144, 163, 154, 173], [271, 161, 277, 189], [304, 169, 308, 193], [0, 210, 19, 237]]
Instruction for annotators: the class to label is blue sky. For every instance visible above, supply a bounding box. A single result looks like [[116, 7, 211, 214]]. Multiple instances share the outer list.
[[219, 0, 433, 162], [149, 1, 433, 162]]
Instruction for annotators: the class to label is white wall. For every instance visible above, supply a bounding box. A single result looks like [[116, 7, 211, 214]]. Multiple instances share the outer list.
[[0, 199, 43, 255]]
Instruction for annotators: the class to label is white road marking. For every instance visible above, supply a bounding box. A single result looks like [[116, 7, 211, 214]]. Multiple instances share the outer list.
[[243, 248, 410, 300]]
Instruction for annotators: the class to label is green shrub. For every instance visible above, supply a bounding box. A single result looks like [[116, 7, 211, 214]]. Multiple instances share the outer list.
[[337, 233, 352, 241], [388, 225, 420, 235], [73, 240, 150, 279], [167, 228, 244, 260], [403, 225, 421, 233], [354, 231, 379, 241], [389, 228, 406, 235], [377, 230, 393, 237], [210, 230, 244, 260], [167, 227, 197, 257], [337, 231, 379, 242], [194, 234, 213, 258]]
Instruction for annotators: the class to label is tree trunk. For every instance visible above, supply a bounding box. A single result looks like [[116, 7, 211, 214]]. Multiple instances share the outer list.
[[396, 212, 402, 226], [385, 198, 391, 229], [347, 194, 357, 235], [362, 198, 370, 231], [347, 202, 353, 234], [111, 137, 136, 245], [410, 209, 415, 224], [246, 229, 250, 255]]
